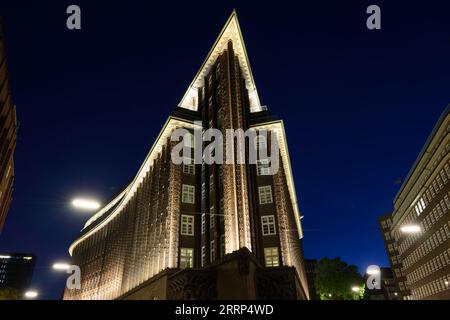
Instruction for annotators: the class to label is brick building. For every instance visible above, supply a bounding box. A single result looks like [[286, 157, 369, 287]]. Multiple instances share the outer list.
[[64, 11, 309, 300]]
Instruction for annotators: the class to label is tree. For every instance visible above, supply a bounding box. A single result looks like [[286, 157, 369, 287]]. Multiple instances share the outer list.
[[315, 257, 364, 300], [0, 287, 20, 300]]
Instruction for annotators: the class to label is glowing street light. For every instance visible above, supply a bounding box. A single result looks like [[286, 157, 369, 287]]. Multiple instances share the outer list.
[[351, 286, 360, 293], [24, 291, 38, 299], [72, 198, 100, 211], [53, 262, 71, 271], [400, 225, 421, 234], [366, 266, 380, 275]]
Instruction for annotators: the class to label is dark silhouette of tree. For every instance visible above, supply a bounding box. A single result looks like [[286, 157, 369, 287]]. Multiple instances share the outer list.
[[315, 257, 364, 300]]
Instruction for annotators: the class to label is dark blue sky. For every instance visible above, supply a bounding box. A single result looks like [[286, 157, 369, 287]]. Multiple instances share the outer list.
[[0, 1, 449, 299]]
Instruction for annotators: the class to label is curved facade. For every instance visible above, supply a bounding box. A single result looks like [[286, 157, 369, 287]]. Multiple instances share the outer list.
[[381, 105, 450, 300], [64, 12, 308, 300], [0, 24, 17, 233]]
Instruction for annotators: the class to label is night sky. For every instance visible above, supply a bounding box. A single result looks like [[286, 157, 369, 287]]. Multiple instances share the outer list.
[[0, 1, 449, 299]]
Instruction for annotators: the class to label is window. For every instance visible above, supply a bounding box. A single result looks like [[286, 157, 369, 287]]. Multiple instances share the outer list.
[[209, 174, 214, 192], [183, 132, 194, 149], [181, 215, 194, 236], [257, 159, 271, 176], [210, 206, 215, 230], [445, 164, 450, 178], [180, 248, 194, 268], [261, 215, 276, 236], [259, 186, 273, 204], [441, 170, 448, 184], [201, 214, 206, 234], [210, 240, 216, 262], [201, 183, 206, 200], [183, 158, 195, 175], [201, 246, 206, 267], [182, 185, 195, 204], [255, 135, 267, 149], [264, 247, 280, 267]]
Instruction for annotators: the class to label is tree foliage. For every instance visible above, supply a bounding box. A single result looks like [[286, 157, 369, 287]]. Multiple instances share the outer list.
[[0, 287, 20, 300], [315, 257, 364, 300]]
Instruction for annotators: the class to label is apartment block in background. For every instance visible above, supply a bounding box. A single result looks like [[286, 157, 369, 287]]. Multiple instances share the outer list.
[[380, 105, 450, 300], [0, 253, 36, 297]]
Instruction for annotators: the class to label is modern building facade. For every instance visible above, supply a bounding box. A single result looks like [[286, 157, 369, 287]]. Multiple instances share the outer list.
[[380, 105, 450, 300], [0, 24, 17, 233], [363, 267, 402, 300], [0, 253, 36, 296], [64, 12, 309, 300]]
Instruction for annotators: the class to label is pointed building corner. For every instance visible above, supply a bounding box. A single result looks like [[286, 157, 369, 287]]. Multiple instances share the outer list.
[[178, 11, 263, 113]]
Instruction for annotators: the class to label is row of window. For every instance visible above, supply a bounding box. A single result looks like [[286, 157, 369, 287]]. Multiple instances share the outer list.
[[380, 217, 393, 230], [182, 184, 274, 205], [412, 164, 450, 217], [408, 247, 450, 285], [403, 219, 450, 269], [398, 192, 450, 255], [201, 235, 225, 266], [183, 159, 273, 178], [179, 246, 280, 269], [181, 214, 277, 237], [412, 274, 450, 300]]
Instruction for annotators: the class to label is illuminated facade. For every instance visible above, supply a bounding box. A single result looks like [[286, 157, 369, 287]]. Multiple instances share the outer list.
[[0, 25, 17, 233], [64, 11, 309, 300], [380, 105, 450, 300]]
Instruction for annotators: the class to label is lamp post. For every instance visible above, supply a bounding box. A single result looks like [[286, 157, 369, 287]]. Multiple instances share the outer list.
[[24, 290, 38, 299], [400, 224, 421, 234], [71, 198, 101, 211]]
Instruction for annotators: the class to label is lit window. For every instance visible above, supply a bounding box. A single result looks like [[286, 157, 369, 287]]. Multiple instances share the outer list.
[[210, 240, 216, 262], [257, 159, 271, 176], [415, 197, 426, 216], [264, 247, 280, 267], [201, 246, 206, 267], [261, 215, 276, 236], [181, 215, 194, 236], [183, 158, 195, 175], [210, 206, 215, 230], [201, 214, 206, 234], [259, 186, 273, 204], [180, 248, 194, 268], [182, 185, 195, 204]]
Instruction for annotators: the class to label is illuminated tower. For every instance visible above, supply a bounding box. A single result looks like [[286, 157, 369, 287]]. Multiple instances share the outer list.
[[64, 11, 309, 300], [0, 24, 17, 233]]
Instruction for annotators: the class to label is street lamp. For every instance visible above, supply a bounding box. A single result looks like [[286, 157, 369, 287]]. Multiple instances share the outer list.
[[352, 286, 360, 293], [72, 198, 101, 211], [366, 266, 380, 275], [24, 290, 38, 299], [400, 225, 421, 234], [53, 262, 71, 271]]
